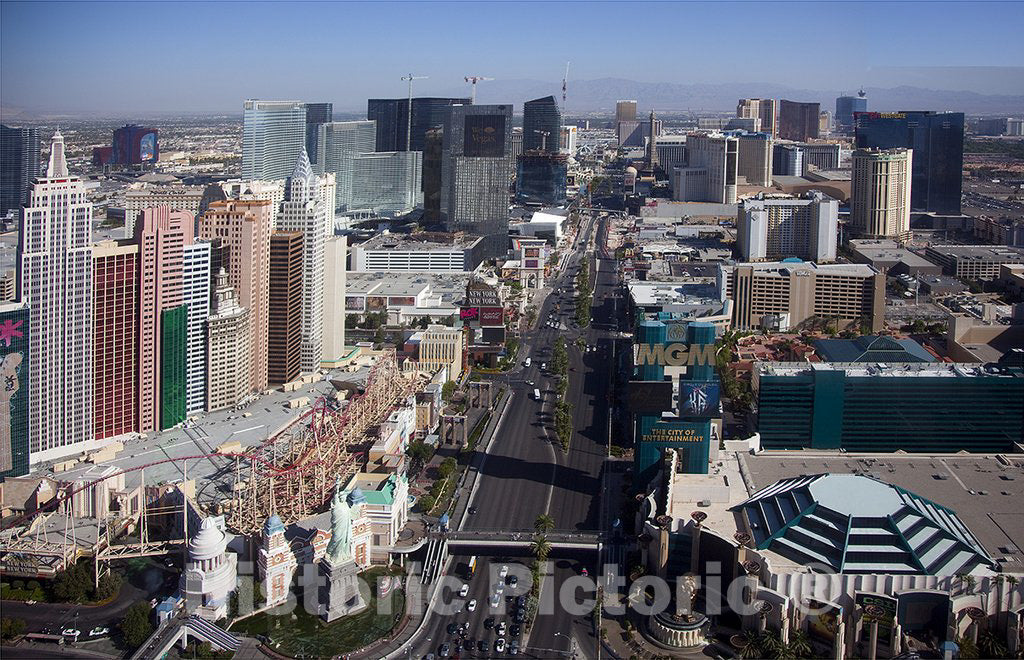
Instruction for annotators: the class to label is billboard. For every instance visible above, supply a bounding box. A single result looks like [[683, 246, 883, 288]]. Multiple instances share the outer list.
[[464, 114, 506, 157], [466, 285, 500, 307], [856, 592, 897, 647], [524, 247, 541, 258], [628, 381, 673, 414], [524, 259, 539, 269], [679, 381, 720, 418], [345, 296, 365, 311], [460, 307, 479, 321], [0, 304, 29, 480], [367, 296, 386, 311], [139, 131, 157, 162], [388, 296, 416, 307], [479, 307, 503, 327], [481, 327, 505, 344], [807, 600, 842, 648]]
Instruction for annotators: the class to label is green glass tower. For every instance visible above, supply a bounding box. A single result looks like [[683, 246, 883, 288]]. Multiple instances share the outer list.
[[160, 304, 187, 430]]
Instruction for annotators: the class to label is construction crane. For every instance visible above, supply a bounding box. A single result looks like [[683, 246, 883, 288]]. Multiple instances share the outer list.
[[562, 62, 570, 107], [464, 76, 493, 104], [401, 73, 428, 151]]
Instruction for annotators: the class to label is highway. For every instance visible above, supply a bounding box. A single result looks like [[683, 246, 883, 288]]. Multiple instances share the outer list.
[[408, 209, 628, 658]]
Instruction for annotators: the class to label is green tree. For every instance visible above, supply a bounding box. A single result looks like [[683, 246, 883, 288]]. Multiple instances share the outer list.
[[442, 380, 456, 403], [534, 514, 555, 534], [438, 457, 458, 480], [346, 313, 360, 329], [956, 635, 980, 660], [978, 630, 1007, 660], [418, 494, 436, 512], [1, 617, 26, 640], [120, 601, 154, 649], [530, 535, 551, 563], [52, 560, 93, 603], [788, 630, 812, 658], [94, 572, 122, 601], [374, 326, 386, 345]]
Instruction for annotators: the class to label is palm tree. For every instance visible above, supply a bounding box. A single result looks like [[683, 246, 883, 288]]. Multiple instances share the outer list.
[[737, 631, 762, 660], [978, 630, 1007, 660], [534, 514, 555, 534], [787, 630, 812, 659], [531, 535, 551, 563]]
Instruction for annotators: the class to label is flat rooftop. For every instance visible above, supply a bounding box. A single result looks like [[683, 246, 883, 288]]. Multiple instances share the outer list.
[[628, 280, 721, 307], [356, 232, 482, 251], [722, 260, 878, 277], [741, 451, 1024, 572], [345, 271, 471, 299], [756, 361, 1019, 379], [927, 245, 1024, 261]]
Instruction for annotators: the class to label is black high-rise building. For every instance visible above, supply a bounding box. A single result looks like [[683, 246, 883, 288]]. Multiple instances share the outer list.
[[304, 102, 333, 165], [855, 111, 964, 215], [523, 96, 561, 153], [1, 124, 40, 217], [367, 97, 470, 152], [422, 127, 444, 224]]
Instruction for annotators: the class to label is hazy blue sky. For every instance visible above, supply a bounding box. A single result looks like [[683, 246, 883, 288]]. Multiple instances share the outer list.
[[2, 1, 1022, 114]]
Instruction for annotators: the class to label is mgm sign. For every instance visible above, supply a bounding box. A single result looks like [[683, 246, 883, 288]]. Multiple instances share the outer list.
[[633, 342, 716, 367]]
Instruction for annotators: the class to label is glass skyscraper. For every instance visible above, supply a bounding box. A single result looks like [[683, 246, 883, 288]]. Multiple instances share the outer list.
[[516, 154, 568, 206], [855, 111, 964, 215], [242, 100, 307, 180], [835, 91, 867, 131], [304, 102, 333, 166], [367, 97, 470, 152], [522, 96, 561, 153], [1, 124, 40, 217], [351, 151, 423, 215], [315, 121, 377, 211]]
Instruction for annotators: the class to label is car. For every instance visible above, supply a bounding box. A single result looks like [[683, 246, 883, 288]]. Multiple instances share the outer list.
[[490, 594, 501, 608], [494, 582, 504, 594], [447, 623, 458, 635], [513, 609, 525, 624], [510, 624, 521, 637], [509, 640, 520, 655], [499, 565, 509, 579], [497, 621, 507, 635], [459, 583, 470, 597], [24, 600, 36, 605], [495, 638, 506, 653], [581, 567, 589, 576], [468, 506, 477, 515], [438, 642, 450, 657], [516, 595, 526, 608], [88, 627, 109, 637], [467, 599, 477, 612], [484, 617, 495, 629], [478, 640, 490, 653], [507, 575, 518, 587], [62, 629, 81, 639], [454, 639, 463, 652]]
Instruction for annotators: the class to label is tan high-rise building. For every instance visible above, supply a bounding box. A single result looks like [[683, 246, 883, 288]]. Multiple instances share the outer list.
[[720, 261, 885, 332], [616, 100, 637, 124], [737, 98, 777, 138], [851, 148, 913, 241], [416, 324, 465, 382], [199, 199, 272, 392], [736, 133, 773, 187], [206, 269, 250, 412]]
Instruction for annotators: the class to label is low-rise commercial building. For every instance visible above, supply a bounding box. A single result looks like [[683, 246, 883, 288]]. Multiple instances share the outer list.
[[345, 272, 470, 324], [349, 233, 484, 273], [719, 260, 885, 332], [848, 239, 942, 276], [924, 245, 1024, 281]]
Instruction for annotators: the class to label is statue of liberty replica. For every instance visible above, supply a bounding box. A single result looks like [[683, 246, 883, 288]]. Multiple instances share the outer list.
[[320, 476, 366, 621]]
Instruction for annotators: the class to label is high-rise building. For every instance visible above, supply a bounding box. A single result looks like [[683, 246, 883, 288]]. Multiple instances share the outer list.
[[674, 132, 738, 203], [818, 111, 832, 135], [199, 199, 273, 393], [315, 121, 376, 211], [122, 184, 204, 238], [523, 96, 561, 153], [422, 128, 444, 224], [19, 131, 95, 463], [112, 124, 159, 166], [737, 192, 838, 262], [778, 100, 820, 141], [304, 102, 333, 165], [516, 153, 568, 206], [367, 97, 470, 152], [559, 125, 578, 156], [276, 151, 329, 372], [268, 231, 303, 385], [616, 100, 637, 124], [182, 241, 211, 415], [735, 132, 773, 186], [772, 144, 804, 176], [351, 151, 423, 215], [201, 179, 286, 229], [206, 270, 250, 412], [644, 111, 660, 173], [136, 206, 193, 431], [855, 111, 964, 215], [242, 100, 307, 181], [720, 260, 885, 332], [835, 90, 868, 132], [321, 236, 348, 368], [617, 118, 662, 147], [656, 136, 688, 179], [92, 241, 139, 441], [441, 104, 513, 259], [851, 148, 913, 240], [1, 125, 40, 217], [0, 301, 30, 480], [737, 99, 777, 138]]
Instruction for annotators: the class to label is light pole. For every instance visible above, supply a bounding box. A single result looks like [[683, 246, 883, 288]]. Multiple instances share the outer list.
[[401, 73, 427, 211], [554, 631, 576, 657]]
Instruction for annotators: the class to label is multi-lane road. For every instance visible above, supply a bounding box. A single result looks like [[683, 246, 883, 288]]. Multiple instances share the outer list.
[[408, 210, 628, 658]]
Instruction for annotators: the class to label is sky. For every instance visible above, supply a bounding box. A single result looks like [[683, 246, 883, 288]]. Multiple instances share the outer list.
[[2, 0, 1023, 115]]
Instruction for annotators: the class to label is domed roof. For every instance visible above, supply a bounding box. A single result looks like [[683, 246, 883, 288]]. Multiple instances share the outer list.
[[189, 517, 227, 561], [733, 474, 993, 576], [263, 514, 285, 536], [625, 166, 638, 176]]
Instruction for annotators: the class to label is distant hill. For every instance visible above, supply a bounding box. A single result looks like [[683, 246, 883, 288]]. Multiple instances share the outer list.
[[435, 77, 1024, 115]]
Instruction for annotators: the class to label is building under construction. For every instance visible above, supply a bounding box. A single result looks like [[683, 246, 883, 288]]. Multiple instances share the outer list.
[[516, 152, 568, 206]]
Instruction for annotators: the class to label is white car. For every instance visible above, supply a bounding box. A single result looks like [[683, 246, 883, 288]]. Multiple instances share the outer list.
[[89, 627, 109, 637], [458, 583, 469, 597], [499, 565, 509, 579], [467, 599, 477, 612], [495, 581, 504, 594], [490, 594, 501, 609], [62, 628, 81, 639], [497, 621, 507, 635], [495, 638, 507, 653]]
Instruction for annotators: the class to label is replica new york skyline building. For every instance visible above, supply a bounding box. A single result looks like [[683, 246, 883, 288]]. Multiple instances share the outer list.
[[19, 131, 96, 463]]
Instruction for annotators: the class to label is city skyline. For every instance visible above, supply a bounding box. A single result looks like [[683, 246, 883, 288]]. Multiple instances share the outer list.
[[2, 2, 1023, 114]]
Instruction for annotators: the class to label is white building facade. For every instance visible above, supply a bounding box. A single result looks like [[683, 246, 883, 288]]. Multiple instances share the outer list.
[[20, 132, 96, 464], [183, 241, 211, 415], [737, 192, 839, 262]]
